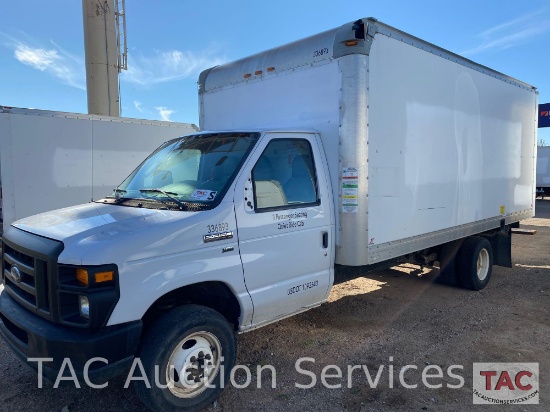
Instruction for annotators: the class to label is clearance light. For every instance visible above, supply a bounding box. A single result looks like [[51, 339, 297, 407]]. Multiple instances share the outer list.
[[76, 268, 89, 286], [267, 67, 276, 72], [244, 73, 252, 79], [95, 271, 114, 283], [255, 70, 263, 75]]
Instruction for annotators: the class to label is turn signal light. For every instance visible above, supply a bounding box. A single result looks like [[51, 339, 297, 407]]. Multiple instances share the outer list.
[[76, 268, 89, 286], [95, 271, 114, 283], [76, 269, 114, 285]]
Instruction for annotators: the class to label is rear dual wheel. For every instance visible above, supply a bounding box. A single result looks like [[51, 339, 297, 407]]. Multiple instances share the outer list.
[[458, 236, 493, 290]]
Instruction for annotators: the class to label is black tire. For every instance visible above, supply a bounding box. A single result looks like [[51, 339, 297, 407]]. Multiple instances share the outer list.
[[134, 305, 236, 412], [458, 236, 493, 290]]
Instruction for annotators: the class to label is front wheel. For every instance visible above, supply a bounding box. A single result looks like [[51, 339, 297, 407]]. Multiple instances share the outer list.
[[134, 305, 236, 412], [458, 236, 493, 290]]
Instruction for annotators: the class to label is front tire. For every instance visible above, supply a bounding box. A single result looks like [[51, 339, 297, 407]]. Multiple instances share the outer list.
[[134, 305, 236, 412], [458, 236, 493, 290]]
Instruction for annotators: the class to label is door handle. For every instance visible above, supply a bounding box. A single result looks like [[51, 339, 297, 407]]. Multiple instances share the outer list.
[[322, 232, 328, 248]]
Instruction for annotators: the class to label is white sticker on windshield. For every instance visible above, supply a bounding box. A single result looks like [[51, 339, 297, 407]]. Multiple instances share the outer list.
[[191, 189, 218, 201]]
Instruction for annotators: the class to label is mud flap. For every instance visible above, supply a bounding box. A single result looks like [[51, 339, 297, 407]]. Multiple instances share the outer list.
[[487, 229, 512, 268]]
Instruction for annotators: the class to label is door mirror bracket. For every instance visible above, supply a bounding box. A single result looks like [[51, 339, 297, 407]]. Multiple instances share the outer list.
[[244, 176, 255, 211]]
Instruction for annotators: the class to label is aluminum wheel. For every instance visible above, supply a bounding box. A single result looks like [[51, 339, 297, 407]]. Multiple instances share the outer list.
[[165, 331, 222, 398], [476, 248, 490, 281]]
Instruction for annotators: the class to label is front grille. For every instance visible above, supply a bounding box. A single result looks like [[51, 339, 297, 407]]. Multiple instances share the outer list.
[[3, 243, 51, 317]]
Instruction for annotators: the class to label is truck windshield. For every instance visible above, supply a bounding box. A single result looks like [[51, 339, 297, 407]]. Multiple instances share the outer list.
[[114, 132, 258, 210]]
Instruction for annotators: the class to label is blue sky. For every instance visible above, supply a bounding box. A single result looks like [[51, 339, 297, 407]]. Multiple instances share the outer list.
[[0, 0, 549, 142]]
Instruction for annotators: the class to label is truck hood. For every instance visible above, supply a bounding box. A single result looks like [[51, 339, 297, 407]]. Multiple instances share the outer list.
[[11, 202, 222, 266], [13, 202, 190, 243]]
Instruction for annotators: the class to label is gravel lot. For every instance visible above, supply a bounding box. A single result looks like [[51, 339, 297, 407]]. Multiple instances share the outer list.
[[1, 200, 549, 411]]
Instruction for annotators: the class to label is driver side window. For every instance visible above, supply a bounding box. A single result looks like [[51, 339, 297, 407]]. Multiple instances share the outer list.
[[252, 139, 318, 211]]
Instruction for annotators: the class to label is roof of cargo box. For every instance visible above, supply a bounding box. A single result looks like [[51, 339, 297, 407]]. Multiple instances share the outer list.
[[199, 18, 536, 94]]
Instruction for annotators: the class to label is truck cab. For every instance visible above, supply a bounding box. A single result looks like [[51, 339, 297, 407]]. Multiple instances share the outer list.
[[0, 130, 334, 411]]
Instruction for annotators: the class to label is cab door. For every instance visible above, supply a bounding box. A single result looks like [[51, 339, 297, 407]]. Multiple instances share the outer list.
[[234, 132, 334, 327]]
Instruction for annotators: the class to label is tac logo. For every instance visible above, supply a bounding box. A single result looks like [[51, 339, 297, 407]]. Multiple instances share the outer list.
[[473, 363, 539, 404]]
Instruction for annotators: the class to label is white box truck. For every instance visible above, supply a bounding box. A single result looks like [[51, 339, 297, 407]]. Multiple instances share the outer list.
[[0, 18, 538, 411], [0, 106, 198, 229], [536, 146, 550, 198]]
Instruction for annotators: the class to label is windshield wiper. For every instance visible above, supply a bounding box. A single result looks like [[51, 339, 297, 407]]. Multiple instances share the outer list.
[[139, 188, 187, 210]]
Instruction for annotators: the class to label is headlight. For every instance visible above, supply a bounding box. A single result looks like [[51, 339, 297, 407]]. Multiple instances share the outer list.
[[58, 264, 119, 327], [79, 295, 90, 319]]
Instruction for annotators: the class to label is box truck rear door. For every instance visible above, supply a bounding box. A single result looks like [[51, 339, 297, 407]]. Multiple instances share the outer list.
[[234, 132, 332, 327]]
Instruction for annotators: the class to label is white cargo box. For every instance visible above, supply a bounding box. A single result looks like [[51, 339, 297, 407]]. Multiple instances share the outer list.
[[0, 107, 197, 228], [199, 18, 538, 266]]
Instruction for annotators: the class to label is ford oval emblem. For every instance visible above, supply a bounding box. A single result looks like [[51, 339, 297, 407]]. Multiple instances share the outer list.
[[10, 266, 22, 283]]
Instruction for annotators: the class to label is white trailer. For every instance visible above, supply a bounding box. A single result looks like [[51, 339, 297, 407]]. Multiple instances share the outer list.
[[536, 146, 550, 197], [0, 106, 197, 228], [0, 19, 538, 411]]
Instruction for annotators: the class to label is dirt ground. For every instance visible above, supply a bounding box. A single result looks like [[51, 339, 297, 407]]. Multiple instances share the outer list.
[[1, 200, 549, 411]]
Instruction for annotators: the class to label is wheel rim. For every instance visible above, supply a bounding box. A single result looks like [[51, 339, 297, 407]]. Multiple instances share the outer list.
[[477, 248, 490, 281], [165, 331, 222, 398]]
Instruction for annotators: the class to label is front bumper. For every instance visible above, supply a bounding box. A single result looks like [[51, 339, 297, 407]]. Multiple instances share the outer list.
[[0, 290, 142, 383]]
